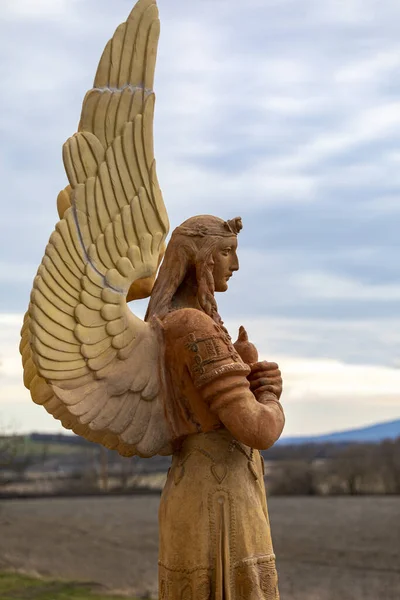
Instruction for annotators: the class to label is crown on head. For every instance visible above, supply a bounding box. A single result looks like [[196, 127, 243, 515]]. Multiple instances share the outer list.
[[176, 217, 243, 238]]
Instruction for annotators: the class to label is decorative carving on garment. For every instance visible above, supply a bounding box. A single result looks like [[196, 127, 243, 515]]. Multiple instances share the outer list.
[[162, 467, 278, 599], [208, 488, 236, 595], [234, 554, 280, 600], [174, 463, 185, 485], [159, 563, 211, 600], [261, 454, 266, 476], [173, 447, 227, 485], [185, 331, 248, 387], [210, 463, 228, 484], [229, 440, 258, 481], [248, 461, 258, 481], [173, 442, 258, 486]]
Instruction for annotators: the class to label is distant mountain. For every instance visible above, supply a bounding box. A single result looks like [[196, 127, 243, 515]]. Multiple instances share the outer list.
[[278, 419, 400, 445]]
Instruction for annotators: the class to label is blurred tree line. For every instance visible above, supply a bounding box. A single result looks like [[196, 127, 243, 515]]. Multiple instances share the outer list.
[[2, 431, 400, 496], [0, 435, 48, 486], [263, 437, 400, 495]]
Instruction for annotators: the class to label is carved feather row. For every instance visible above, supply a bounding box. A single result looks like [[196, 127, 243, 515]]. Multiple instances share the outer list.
[[21, 0, 172, 458], [79, 0, 159, 150]]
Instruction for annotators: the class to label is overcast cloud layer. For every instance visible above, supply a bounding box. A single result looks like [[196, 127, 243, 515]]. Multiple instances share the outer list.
[[1, 0, 400, 436]]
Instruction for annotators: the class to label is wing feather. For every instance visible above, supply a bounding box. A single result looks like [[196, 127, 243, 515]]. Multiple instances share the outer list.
[[55, 221, 85, 274], [136, 401, 168, 457], [34, 338, 82, 362], [75, 323, 108, 345], [81, 337, 112, 359], [34, 276, 75, 317], [87, 347, 118, 372], [80, 290, 103, 311], [42, 256, 80, 300], [81, 273, 103, 300], [29, 323, 79, 354], [93, 92, 113, 149], [37, 265, 76, 308], [21, 0, 171, 458], [30, 375, 53, 405], [99, 162, 120, 221], [121, 400, 152, 445], [107, 392, 140, 433]]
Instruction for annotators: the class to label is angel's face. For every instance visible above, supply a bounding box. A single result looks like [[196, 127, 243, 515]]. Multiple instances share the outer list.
[[212, 236, 239, 293]]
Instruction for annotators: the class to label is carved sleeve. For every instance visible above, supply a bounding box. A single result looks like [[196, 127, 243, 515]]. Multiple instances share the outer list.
[[183, 316, 285, 450], [185, 327, 251, 388]]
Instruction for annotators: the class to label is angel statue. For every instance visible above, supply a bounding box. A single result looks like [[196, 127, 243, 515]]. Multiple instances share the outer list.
[[20, 1, 285, 598]]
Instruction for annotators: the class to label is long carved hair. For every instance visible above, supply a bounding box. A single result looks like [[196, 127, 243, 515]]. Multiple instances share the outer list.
[[145, 215, 242, 324]]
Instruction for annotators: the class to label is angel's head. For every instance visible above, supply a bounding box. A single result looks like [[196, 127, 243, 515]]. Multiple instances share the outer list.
[[145, 215, 242, 322]]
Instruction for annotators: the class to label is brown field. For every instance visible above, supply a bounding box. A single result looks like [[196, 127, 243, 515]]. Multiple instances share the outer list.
[[0, 496, 399, 599]]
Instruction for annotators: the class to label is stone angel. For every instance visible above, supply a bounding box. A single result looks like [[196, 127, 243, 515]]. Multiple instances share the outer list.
[[20, 1, 285, 598]]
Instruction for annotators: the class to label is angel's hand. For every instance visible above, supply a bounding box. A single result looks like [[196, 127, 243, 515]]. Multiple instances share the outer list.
[[248, 361, 282, 401], [233, 326, 259, 365]]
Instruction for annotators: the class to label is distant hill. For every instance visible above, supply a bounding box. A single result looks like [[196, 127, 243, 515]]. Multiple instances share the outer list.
[[279, 418, 400, 445]]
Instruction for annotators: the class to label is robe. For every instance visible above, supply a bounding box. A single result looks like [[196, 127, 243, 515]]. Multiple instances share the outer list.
[[157, 308, 282, 600]]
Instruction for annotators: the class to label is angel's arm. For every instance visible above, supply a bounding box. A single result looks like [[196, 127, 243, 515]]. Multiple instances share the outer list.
[[203, 378, 285, 450], [179, 310, 285, 449]]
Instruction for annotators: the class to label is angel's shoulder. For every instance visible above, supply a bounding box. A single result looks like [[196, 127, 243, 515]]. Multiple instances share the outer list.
[[162, 308, 219, 342]]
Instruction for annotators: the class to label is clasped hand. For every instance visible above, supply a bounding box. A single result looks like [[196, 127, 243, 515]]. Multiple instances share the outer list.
[[248, 361, 282, 402]]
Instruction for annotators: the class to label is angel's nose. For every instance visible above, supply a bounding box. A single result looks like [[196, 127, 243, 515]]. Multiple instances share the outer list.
[[230, 255, 239, 272]]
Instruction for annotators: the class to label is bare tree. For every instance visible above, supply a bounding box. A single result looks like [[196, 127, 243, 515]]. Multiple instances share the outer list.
[[328, 444, 376, 495], [0, 435, 19, 486], [376, 438, 400, 494], [269, 460, 319, 495], [0, 428, 49, 489]]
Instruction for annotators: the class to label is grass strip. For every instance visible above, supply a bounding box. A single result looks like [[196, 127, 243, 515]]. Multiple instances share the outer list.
[[0, 572, 140, 600]]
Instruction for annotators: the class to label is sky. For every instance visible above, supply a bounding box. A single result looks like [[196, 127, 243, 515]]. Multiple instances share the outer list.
[[1, 0, 400, 438]]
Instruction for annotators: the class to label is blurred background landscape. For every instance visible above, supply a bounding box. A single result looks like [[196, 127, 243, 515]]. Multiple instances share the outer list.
[[1, 0, 400, 598], [0, 422, 399, 599], [1, 419, 400, 498]]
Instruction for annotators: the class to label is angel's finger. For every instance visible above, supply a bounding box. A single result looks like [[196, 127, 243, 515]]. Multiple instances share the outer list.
[[248, 372, 282, 384], [249, 377, 282, 391], [251, 361, 279, 374], [254, 384, 282, 398]]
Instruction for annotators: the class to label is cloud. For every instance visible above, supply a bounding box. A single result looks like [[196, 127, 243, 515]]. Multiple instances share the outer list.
[[2, 0, 77, 21], [280, 356, 400, 402], [272, 356, 400, 436], [1, 0, 400, 434], [0, 315, 26, 409], [310, 0, 377, 25], [335, 50, 400, 85], [267, 103, 400, 173], [292, 271, 400, 302], [224, 315, 400, 368]]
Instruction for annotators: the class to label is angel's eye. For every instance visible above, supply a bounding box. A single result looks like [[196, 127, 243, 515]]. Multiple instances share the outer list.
[[221, 247, 231, 256]]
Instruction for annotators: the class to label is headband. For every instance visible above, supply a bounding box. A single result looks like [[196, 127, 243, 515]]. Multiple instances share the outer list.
[[175, 217, 243, 238]]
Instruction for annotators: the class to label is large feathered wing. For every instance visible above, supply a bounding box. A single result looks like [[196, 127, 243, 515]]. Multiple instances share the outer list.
[[20, 0, 172, 458]]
